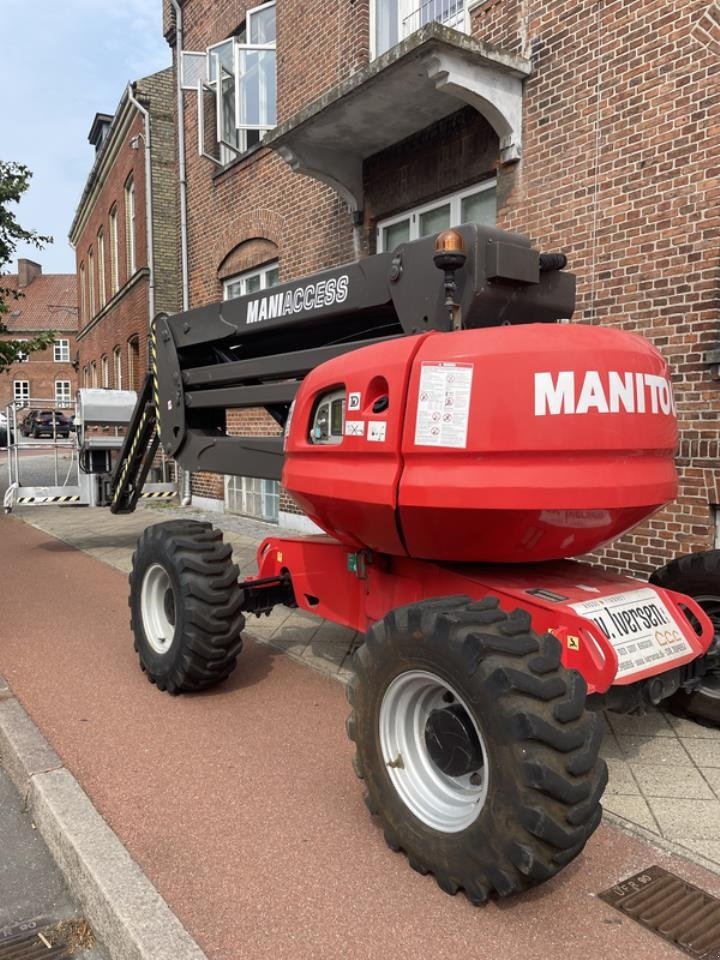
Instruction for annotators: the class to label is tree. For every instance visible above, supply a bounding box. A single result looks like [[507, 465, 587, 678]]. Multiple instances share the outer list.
[[0, 160, 56, 373]]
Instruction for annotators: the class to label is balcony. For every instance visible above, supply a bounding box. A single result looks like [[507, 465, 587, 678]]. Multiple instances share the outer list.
[[265, 22, 530, 212]]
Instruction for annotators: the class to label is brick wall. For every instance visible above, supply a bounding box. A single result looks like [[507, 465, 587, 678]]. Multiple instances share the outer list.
[[177, 0, 719, 570], [72, 68, 180, 393], [0, 335, 78, 413]]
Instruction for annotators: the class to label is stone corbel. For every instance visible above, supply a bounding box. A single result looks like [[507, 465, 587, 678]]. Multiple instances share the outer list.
[[422, 48, 526, 164], [275, 142, 364, 212]]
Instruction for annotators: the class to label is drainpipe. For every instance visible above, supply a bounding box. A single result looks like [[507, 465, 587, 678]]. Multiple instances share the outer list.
[[170, 0, 190, 312], [126, 84, 155, 326]]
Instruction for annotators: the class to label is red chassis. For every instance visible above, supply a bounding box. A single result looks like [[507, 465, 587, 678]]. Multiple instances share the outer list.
[[255, 534, 714, 697]]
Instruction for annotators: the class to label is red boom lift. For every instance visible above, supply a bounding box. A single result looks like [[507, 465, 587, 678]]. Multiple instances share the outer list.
[[111, 225, 719, 902]]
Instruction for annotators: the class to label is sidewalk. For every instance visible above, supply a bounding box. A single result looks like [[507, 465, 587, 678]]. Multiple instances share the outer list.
[[15, 499, 720, 877], [4, 508, 720, 960]]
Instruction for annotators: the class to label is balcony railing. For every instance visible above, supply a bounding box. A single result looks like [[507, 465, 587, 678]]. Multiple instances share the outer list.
[[400, 0, 467, 41]]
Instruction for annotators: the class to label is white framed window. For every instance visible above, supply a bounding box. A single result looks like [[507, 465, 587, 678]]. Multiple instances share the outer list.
[[79, 262, 87, 324], [54, 339, 70, 363], [125, 177, 136, 276], [13, 380, 29, 404], [109, 205, 119, 294], [371, 0, 468, 58], [376, 180, 497, 252], [200, 2, 277, 164], [225, 475, 279, 522], [88, 248, 96, 318], [113, 346, 122, 388], [223, 261, 279, 300], [91, 362, 98, 388], [55, 380, 72, 407], [97, 227, 107, 308], [14, 339, 29, 363], [101, 355, 109, 388]]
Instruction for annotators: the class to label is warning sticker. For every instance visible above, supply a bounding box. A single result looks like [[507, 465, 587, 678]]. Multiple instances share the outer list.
[[569, 587, 693, 680], [368, 421, 387, 442], [414, 362, 473, 448], [345, 420, 365, 437]]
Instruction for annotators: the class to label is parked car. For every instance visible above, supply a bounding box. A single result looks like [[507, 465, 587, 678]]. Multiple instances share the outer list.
[[21, 410, 72, 439]]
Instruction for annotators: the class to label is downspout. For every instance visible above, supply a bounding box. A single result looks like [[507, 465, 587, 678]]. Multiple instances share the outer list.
[[126, 84, 155, 325], [170, 0, 190, 312]]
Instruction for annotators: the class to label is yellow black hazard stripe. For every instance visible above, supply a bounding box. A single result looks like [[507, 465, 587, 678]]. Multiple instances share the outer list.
[[150, 320, 160, 441], [111, 407, 150, 506], [140, 491, 176, 500], [17, 495, 81, 504]]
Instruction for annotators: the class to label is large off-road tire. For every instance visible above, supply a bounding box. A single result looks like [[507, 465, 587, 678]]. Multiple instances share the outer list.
[[346, 596, 607, 902], [650, 550, 720, 726], [129, 520, 245, 693]]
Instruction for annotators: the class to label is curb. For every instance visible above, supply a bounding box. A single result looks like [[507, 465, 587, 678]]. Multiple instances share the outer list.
[[0, 679, 207, 960]]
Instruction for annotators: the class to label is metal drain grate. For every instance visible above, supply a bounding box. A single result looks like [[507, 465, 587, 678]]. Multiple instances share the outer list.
[[600, 866, 720, 959], [0, 917, 93, 959]]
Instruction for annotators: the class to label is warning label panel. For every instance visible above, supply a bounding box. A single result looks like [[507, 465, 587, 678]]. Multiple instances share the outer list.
[[414, 362, 473, 449]]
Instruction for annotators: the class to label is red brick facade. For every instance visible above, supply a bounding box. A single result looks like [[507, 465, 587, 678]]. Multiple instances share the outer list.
[[0, 262, 77, 418], [166, 0, 719, 573], [70, 69, 179, 395]]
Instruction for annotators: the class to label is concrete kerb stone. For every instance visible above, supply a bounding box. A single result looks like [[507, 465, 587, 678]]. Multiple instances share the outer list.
[[0, 680, 207, 960]]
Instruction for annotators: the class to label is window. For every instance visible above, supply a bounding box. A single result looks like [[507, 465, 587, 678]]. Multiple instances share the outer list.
[[54, 339, 70, 363], [113, 346, 122, 389], [97, 227, 107, 308], [125, 177, 136, 276], [13, 380, 29, 405], [372, 0, 468, 58], [88, 248, 96, 318], [128, 336, 140, 390], [91, 362, 98, 388], [223, 261, 279, 300], [376, 181, 497, 252], [83, 366, 90, 388], [14, 340, 29, 363], [55, 381, 72, 407], [79, 262, 87, 324], [101, 355, 109, 388], [201, 2, 277, 164], [226, 476, 279, 522], [109, 206, 119, 294]]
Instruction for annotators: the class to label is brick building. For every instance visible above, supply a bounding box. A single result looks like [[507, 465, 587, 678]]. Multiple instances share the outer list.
[[163, 0, 719, 573], [0, 259, 77, 417], [69, 68, 180, 401]]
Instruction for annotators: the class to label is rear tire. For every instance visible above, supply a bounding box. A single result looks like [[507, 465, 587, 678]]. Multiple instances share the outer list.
[[130, 520, 245, 693], [347, 596, 607, 902], [650, 551, 720, 726]]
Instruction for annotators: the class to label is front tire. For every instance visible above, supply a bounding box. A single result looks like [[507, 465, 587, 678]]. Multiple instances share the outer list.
[[650, 550, 720, 725], [130, 520, 245, 693], [347, 596, 607, 902]]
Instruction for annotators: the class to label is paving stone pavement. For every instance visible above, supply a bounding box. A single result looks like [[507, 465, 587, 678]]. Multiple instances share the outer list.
[[10, 501, 720, 876]]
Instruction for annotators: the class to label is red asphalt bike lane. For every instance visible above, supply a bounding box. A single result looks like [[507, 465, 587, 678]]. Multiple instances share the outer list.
[[1, 512, 718, 960]]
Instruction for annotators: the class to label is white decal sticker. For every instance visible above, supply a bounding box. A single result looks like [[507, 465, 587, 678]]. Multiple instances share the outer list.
[[368, 421, 387, 442], [569, 587, 693, 680], [414, 362, 473, 448], [345, 420, 365, 437], [348, 391, 361, 411], [534, 371, 676, 417]]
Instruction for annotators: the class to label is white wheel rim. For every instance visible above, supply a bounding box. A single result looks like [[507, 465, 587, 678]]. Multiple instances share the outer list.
[[379, 670, 489, 833], [140, 563, 177, 655]]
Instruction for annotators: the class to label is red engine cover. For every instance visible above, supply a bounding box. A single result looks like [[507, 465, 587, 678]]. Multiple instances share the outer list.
[[283, 323, 678, 563]]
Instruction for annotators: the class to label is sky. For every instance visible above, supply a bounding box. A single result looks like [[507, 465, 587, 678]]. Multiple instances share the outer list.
[[1, 0, 171, 276]]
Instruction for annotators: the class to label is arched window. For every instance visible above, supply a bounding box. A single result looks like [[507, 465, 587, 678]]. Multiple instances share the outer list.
[[113, 346, 122, 389]]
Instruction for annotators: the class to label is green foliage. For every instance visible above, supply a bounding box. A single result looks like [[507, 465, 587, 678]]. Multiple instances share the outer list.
[[0, 160, 55, 374]]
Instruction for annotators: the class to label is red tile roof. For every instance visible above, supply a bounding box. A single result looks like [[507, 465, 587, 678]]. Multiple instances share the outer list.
[[1, 273, 78, 333]]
